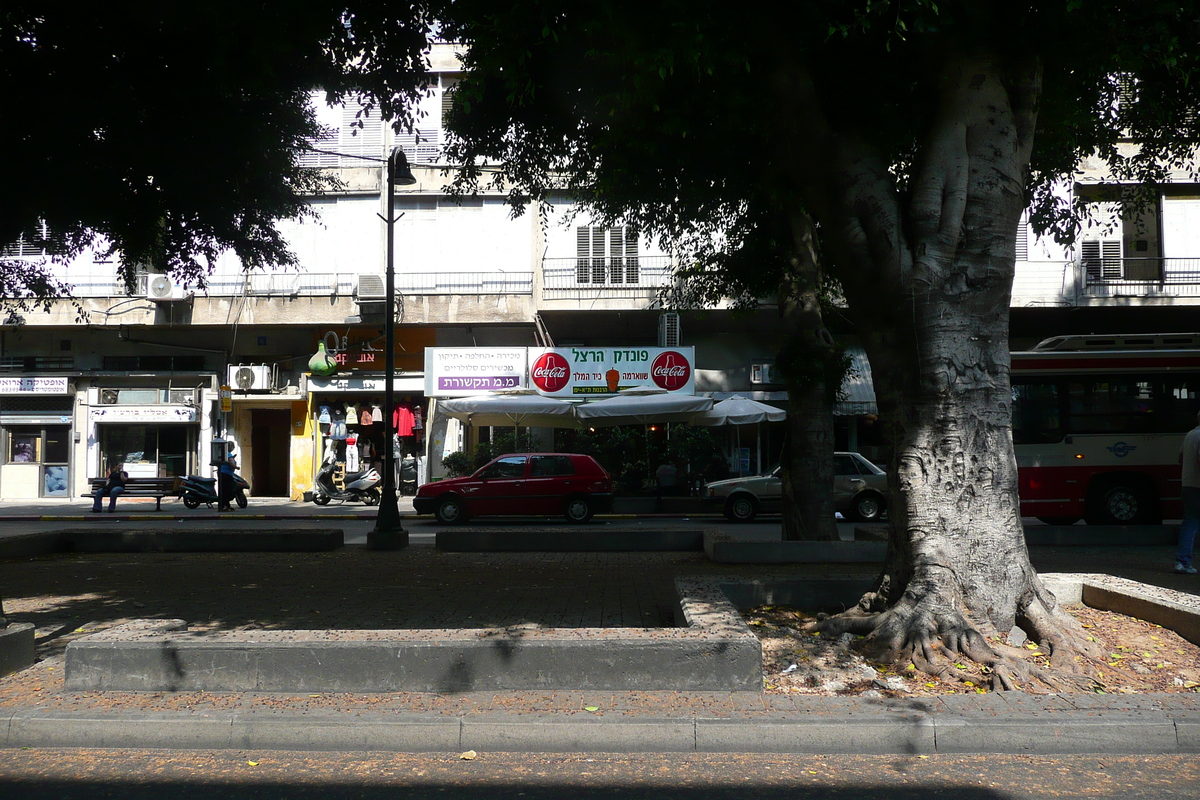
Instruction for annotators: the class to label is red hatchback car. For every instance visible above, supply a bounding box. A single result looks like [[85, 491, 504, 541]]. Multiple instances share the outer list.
[[414, 453, 614, 524]]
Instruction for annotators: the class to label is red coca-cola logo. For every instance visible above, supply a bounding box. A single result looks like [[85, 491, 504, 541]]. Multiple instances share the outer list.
[[530, 351, 570, 393], [651, 351, 691, 391]]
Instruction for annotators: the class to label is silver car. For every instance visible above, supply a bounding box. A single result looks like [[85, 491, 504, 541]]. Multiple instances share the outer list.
[[704, 452, 888, 522]]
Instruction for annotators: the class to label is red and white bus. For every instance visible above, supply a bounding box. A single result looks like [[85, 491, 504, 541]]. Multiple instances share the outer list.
[[1012, 333, 1200, 525]]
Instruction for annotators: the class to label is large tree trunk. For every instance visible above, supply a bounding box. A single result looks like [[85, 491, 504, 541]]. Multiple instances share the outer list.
[[778, 51, 1102, 689], [779, 209, 838, 542]]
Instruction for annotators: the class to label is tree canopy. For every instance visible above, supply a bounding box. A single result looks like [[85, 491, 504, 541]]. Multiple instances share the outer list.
[[0, 2, 434, 306], [434, 0, 1200, 688]]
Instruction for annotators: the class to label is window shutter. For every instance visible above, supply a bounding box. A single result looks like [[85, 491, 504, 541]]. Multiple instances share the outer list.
[[440, 76, 459, 127], [1082, 239, 1123, 280], [1015, 220, 1028, 261], [591, 227, 606, 283], [609, 228, 625, 283], [624, 229, 639, 283], [340, 100, 383, 166], [576, 227, 592, 283]]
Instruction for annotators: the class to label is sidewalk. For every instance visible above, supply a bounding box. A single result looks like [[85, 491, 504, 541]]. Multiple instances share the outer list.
[[2, 517, 1200, 754]]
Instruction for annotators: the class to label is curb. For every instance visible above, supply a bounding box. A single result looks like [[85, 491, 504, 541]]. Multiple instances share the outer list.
[[3, 706, 1198, 754]]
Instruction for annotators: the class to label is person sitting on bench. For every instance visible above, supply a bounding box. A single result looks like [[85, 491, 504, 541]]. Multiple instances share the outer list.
[[92, 462, 128, 513]]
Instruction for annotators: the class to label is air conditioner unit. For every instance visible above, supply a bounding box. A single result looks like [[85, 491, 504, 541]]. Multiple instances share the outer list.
[[356, 274, 386, 301], [658, 312, 681, 347], [145, 274, 189, 301], [227, 364, 273, 392], [750, 362, 777, 385]]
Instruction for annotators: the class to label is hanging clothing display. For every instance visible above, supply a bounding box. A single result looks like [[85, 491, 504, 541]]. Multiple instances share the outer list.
[[345, 434, 360, 472], [360, 408, 373, 427], [394, 405, 415, 437], [371, 404, 383, 422]]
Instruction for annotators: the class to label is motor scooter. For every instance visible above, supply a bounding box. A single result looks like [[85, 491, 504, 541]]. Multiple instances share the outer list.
[[311, 449, 382, 505], [180, 472, 249, 509]]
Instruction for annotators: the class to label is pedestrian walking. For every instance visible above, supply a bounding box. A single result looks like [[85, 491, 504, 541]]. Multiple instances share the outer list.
[[218, 449, 239, 512], [1176, 410, 1200, 574], [92, 462, 128, 513]]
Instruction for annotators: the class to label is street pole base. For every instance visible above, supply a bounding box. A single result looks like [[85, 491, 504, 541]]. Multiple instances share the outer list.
[[366, 528, 408, 550]]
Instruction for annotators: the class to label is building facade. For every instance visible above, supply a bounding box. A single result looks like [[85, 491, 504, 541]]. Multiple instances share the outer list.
[[4, 46, 1200, 501]]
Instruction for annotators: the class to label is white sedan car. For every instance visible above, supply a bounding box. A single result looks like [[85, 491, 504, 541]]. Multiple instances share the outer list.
[[704, 452, 888, 522]]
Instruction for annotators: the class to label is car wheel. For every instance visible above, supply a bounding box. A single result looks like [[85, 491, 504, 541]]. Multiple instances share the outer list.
[[312, 493, 331, 506], [724, 494, 758, 522], [564, 496, 593, 523], [434, 496, 467, 525], [182, 496, 200, 509], [1084, 480, 1157, 525], [362, 488, 381, 506], [1036, 516, 1081, 526], [848, 492, 884, 522]]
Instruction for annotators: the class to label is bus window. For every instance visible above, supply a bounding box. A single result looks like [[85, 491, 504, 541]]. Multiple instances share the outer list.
[[1012, 382, 1061, 444], [1163, 377, 1200, 431]]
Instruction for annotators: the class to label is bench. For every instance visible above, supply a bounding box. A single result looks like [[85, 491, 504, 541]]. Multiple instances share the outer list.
[[83, 477, 182, 511]]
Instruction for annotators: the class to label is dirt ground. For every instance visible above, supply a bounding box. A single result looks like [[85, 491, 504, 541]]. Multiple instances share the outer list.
[[746, 603, 1200, 697]]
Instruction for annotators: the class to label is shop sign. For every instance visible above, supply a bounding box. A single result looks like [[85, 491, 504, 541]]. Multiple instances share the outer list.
[[530, 347, 695, 396], [91, 405, 197, 422], [220, 385, 232, 413], [424, 348, 528, 396], [0, 376, 70, 394], [317, 329, 386, 370], [423, 347, 696, 397], [307, 375, 426, 393]]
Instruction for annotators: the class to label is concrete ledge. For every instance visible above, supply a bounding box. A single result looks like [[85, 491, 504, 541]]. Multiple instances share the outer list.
[[6, 707, 1195, 754], [697, 714, 935, 754], [932, 715, 1180, 754], [230, 714, 462, 752], [0, 529, 346, 557], [436, 528, 704, 552], [703, 531, 886, 564], [63, 528, 344, 553], [0, 532, 65, 559], [64, 576, 761, 693], [0, 623, 35, 678], [462, 714, 697, 753]]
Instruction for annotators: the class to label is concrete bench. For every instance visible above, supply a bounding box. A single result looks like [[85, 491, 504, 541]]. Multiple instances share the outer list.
[[83, 477, 181, 511]]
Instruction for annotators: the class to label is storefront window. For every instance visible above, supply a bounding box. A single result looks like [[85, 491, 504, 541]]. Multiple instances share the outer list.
[[100, 425, 192, 478], [4, 425, 71, 496], [8, 429, 39, 462]]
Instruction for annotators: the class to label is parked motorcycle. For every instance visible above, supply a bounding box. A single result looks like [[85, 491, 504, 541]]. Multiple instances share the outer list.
[[180, 473, 249, 509], [310, 451, 382, 505]]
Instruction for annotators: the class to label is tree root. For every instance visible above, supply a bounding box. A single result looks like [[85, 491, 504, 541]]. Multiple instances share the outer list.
[[804, 583, 1107, 693]]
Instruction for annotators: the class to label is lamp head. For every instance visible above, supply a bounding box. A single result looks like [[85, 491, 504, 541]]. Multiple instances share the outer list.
[[389, 147, 417, 186]]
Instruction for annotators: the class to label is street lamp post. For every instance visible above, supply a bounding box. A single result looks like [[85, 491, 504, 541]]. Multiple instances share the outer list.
[[367, 146, 417, 550]]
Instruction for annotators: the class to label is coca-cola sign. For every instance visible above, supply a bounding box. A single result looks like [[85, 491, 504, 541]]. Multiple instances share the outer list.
[[530, 351, 571, 393], [650, 351, 691, 391]]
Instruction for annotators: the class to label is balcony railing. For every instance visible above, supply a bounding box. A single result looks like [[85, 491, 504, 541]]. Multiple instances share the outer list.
[[1082, 258, 1200, 299], [59, 271, 534, 299], [541, 255, 674, 299]]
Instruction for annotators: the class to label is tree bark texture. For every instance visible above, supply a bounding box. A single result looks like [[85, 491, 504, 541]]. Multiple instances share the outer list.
[[776, 51, 1100, 687]]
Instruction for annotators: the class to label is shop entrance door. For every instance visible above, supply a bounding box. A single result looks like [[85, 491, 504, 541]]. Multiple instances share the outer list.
[[250, 409, 291, 497]]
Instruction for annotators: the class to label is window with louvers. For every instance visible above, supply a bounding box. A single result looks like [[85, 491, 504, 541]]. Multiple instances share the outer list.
[[1, 221, 67, 258], [575, 227, 639, 284], [1081, 240, 1123, 280]]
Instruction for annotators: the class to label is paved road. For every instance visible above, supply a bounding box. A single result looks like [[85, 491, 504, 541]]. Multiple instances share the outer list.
[[0, 750, 1196, 799]]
